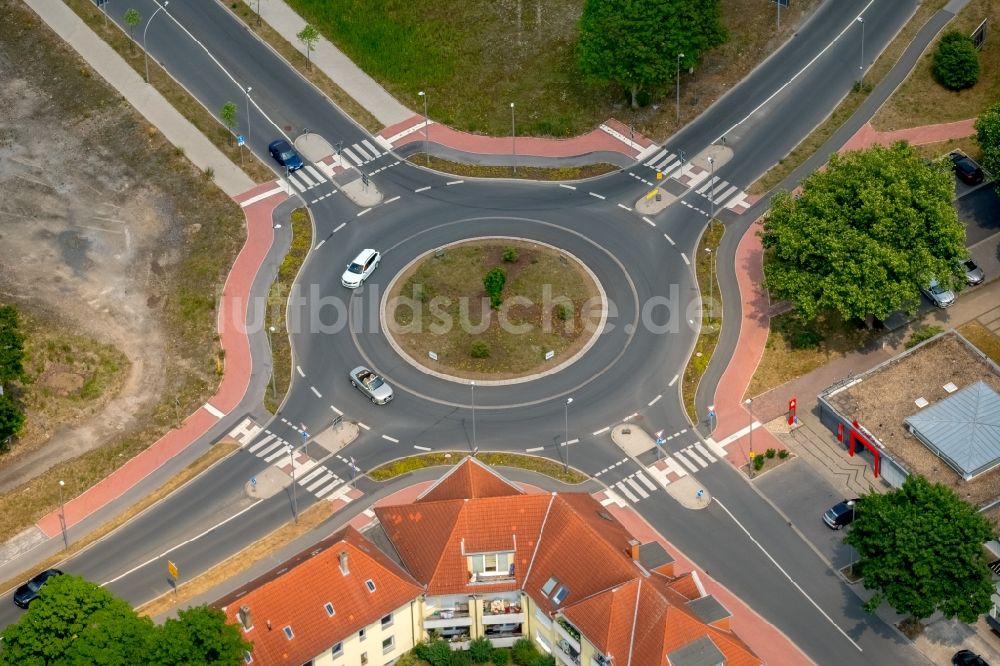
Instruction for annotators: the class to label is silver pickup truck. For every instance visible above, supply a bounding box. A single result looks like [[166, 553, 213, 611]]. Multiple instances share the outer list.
[[349, 366, 394, 405]]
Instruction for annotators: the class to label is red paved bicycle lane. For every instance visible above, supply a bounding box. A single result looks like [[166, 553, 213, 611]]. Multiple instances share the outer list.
[[37, 183, 289, 539]]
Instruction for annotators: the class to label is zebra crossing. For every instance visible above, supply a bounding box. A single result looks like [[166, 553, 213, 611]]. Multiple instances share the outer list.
[[285, 163, 335, 194], [599, 437, 723, 508], [338, 139, 385, 167], [228, 418, 348, 500], [639, 148, 749, 212], [608, 469, 658, 504]]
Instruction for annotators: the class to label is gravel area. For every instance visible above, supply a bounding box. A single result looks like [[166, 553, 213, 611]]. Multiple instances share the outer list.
[[827, 332, 1000, 510]]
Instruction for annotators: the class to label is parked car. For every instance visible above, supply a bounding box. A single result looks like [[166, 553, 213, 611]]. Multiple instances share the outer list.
[[268, 139, 303, 172], [960, 258, 985, 286], [349, 366, 393, 404], [953, 649, 989, 666], [822, 499, 858, 530], [950, 151, 984, 185], [13, 569, 62, 608], [341, 249, 380, 289], [921, 278, 956, 308]]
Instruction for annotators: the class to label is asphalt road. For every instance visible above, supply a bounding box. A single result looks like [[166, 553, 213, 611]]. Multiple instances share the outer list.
[[0, 2, 938, 663]]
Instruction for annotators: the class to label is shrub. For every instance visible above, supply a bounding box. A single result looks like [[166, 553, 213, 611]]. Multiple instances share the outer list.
[[905, 324, 943, 349], [778, 449, 790, 459], [469, 636, 493, 663], [790, 326, 822, 350], [932, 31, 980, 90], [511, 638, 540, 665], [471, 341, 490, 358], [765, 448, 776, 459], [483, 267, 507, 309], [556, 303, 572, 321], [502, 246, 519, 262], [449, 650, 473, 666], [492, 647, 511, 665], [534, 656, 556, 666], [753, 454, 766, 471]]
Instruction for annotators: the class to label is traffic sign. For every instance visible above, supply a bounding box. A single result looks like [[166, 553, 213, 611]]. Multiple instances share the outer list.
[[237, 134, 245, 146], [167, 560, 178, 579], [250, 476, 257, 487], [362, 172, 369, 186]]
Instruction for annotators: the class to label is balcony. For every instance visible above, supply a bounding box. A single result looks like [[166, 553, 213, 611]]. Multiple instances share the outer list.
[[555, 618, 581, 652], [424, 602, 472, 629], [482, 598, 524, 625], [556, 638, 581, 666], [468, 570, 516, 585]]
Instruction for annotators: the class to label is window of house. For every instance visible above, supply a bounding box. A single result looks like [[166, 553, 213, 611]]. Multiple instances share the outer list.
[[365, 579, 376, 592], [552, 585, 569, 605], [382, 636, 395, 654], [359, 627, 367, 641], [381, 613, 393, 628], [324, 602, 335, 617], [330, 642, 343, 658], [541, 576, 558, 596], [469, 551, 513, 575], [282, 626, 294, 640], [360, 652, 369, 665]]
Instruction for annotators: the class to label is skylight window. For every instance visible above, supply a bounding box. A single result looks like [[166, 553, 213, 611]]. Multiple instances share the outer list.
[[541, 576, 558, 596], [365, 579, 376, 592], [552, 585, 569, 605], [282, 626, 294, 640], [324, 602, 335, 617]]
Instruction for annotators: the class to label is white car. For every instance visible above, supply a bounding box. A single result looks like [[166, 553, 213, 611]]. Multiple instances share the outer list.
[[921, 278, 955, 309], [341, 249, 380, 289]]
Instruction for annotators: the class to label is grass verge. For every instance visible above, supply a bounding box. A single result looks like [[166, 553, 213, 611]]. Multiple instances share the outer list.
[[0, 440, 238, 597], [959, 320, 1000, 364], [407, 154, 619, 180], [368, 451, 588, 485], [873, 0, 1000, 130], [264, 209, 312, 413], [64, 0, 273, 183], [681, 220, 724, 423], [750, 0, 950, 194]]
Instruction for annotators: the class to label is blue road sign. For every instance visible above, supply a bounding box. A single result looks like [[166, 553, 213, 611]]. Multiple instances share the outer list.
[[300, 430, 309, 441], [237, 134, 245, 146], [250, 476, 256, 487], [696, 488, 704, 499], [655, 437, 666, 446]]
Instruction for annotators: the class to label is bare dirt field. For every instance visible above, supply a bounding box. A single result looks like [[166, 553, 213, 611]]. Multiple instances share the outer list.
[[0, 2, 245, 506]]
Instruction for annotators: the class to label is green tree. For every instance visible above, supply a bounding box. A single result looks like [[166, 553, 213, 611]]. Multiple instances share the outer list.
[[297, 24, 320, 66], [577, 0, 726, 108], [0, 394, 26, 448], [975, 101, 1000, 177], [932, 31, 980, 91], [219, 101, 238, 143], [761, 142, 966, 322], [845, 475, 996, 624], [483, 267, 507, 309], [0, 304, 26, 386], [151, 605, 250, 665], [124, 8, 142, 54], [469, 635, 493, 663]]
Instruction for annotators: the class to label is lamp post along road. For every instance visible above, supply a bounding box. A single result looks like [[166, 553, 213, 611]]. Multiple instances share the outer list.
[[143, 1, 170, 83], [745, 398, 754, 477], [58, 479, 68, 548], [287, 444, 298, 523], [857, 17, 865, 87], [564, 397, 573, 472], [245, 86, 252, 147], [705, 247, 714, 319], [510, 102, 517, 175], [676, 53, 684, 122], [419, 91, 429, 167], [707, 156, 716, 220], [266, 325, 277, 399]]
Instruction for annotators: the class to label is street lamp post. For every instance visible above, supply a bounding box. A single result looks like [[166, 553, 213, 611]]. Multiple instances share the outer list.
[[286, 444, 298, 523], [418, 91, 429, 167], [470, 381, 477, 452], [266, 325, 277, 399], [857, 17, 865, 87], [676, 53, 684, 122], [58, 480, 68, 548], [707, 155, 716, 220], [143, 1, 170, 83], [510, 102, 517, 175], [245, 86, 252, 147], [745, 398, 754, 477], [563, 397, 573, 472]]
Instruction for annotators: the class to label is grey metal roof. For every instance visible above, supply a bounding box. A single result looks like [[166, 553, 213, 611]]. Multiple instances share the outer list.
[[639, 541, 674, 570], [686, 595, 731, 625], [667, 635, 724, 666], [904, 381, 1000, 480]]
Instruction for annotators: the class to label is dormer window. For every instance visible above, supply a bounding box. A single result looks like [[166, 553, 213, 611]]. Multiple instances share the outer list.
[[468, 551, 514, 577]]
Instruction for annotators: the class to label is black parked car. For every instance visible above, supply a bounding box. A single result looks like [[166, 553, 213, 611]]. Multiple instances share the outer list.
[[950, 151, 985, 185], [822, 499, 859, 530], [953, 649, 989, 666], [268, 139, 303, 172], [13, 568, 62, 608]]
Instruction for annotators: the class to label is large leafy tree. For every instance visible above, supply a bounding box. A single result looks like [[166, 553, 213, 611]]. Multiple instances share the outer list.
[[152, 606, 250, 666], [845, 475, 996, 624], [975, 101, 1000, 177], [577, 0, 726, 108], [762, 142, 966, 321], [0, 304, 26, 387]]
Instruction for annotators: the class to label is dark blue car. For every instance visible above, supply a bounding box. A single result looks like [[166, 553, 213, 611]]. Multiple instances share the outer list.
[[13, 569, 62, 608], [268, 139, 303, 172]]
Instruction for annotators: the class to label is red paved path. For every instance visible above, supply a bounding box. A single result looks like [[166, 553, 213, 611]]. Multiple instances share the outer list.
[[840, 119, 975, 153], [37, 183, 289, 538]]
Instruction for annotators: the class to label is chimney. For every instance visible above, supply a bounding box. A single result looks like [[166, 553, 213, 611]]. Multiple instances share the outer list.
[[339, 550, 349, 575], [627, 539, 640, 561], [237, 605, 253, 631]]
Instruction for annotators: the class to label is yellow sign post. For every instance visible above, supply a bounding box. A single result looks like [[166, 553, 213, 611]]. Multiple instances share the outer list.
[[167, 560, 179, 579]]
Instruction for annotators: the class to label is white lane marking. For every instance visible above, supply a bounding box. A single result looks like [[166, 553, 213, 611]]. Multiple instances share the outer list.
[[674, 452, 700, 473], [446, 180, 464, 186], [526, 446, 545, 452], [648, 394, 662, 407], [304, 164, 325, 183], [643, 216, 656, 227], [341, 147, 363, 165], [415, 186, 431, 193], [330, 405, 343, 416], [357, 208, 371, 217], [305, 472, 335, 492], [681, 253, 690, 265], [250, 435, 278, 455], [385, 195, 400, 204], [644, 149, 667, 166], [352, 143, 374, 161], [682, 445, 708, 467], [299, 467, 328, 484], [592, 426, 611, 436], [662, 456, 688, 478], [314, 479, 344, 498], [714, 498, 864, 651], [203, 403, 225, 419], [358, 422, 371, 431], [361, 139, 381, 156], [295, 169, 316, 188], [414, 445, 431, 451], [315, 239, 326, 249], [694, 442, 717, 463], [589, 192, 606, 200], [615, 481, 640, 503], [264, 447, 288, 463], [636, 470, 657, 491], [296, 366, 305, 377], [625, 476, 650, 498], [668, 374, 679, 387], [714, 185, 739, 205], [663, 233, 675, 245], [559, 184, 577, 190], [560, 438, 580, 447], [311, 386, 322, 398], [617, 203, 632, 211], [696, 175, 720, 195], [623, 412, 638, 421], [382, 435, 399, 443], [333, 222, 346, 233], [101, 500, 262, 586]]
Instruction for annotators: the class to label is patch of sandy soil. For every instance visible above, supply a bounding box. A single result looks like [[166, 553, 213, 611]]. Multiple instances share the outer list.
[[0, 54, 171, 491]]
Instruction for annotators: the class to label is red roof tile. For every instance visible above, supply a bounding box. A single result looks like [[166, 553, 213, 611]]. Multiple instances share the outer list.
[[417, 456, 525, 502], [216, 525, 422, 664]]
